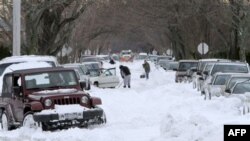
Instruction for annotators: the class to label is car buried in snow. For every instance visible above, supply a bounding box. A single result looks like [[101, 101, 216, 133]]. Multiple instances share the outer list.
[[174, 60, 198, 83], [0, 67, 106, 131]]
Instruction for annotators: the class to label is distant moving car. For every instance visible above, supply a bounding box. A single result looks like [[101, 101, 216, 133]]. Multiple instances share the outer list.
[[0, 67, 106, 130], [175, 60, 198, 82], [120, 50, 134, 62]]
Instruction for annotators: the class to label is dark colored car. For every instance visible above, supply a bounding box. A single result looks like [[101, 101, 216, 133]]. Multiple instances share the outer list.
[[175, 60, 198, 82], [0, 67, 106, 131]]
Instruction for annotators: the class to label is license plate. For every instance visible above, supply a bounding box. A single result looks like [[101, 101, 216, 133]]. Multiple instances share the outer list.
[[60, 112, 82, 120]]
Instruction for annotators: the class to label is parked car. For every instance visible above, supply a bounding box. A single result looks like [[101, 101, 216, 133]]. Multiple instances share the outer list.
[[155, 55, 172, 65], [0, 67, 106, 130], [168, 61, 179, 71], [82, 62, 120, 88], [193, 58, 229, 90], [221, 74, 250, 96], [158, 59, 173, 70], [80, 56, 104, 64], [135, 52, 148, 60], [146, 55, 158, 62], [89, 68, 120, 88], [200, 61, 250, 94], [174, 60, 198, 82], [203, 72, 235, 100], [62, 63, 91, 90], [224, 80, 250, 114], [197, 62, 216, 92]]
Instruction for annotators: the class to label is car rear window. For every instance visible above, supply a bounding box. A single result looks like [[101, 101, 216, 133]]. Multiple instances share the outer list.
[[179, 62, 198, 71], [211, 64, 248, 75]]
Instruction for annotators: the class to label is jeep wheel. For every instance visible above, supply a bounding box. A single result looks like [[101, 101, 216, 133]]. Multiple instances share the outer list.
[[0, 111, 9, 131], [22, 112, 41, 130]]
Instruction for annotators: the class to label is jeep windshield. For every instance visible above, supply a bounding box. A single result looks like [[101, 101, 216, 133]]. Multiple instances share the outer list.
[[24, 71, 78, 90]]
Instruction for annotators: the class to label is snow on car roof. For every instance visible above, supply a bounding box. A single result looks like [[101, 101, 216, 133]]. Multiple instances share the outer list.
[[81, 62, 100, 65], [0, 55, 58, 65], [198, 58, 229, 62], [214, 62, 247, 66], [227, 73, 250, 77], [179, 60, 198, 62], [35, 104, 89, 115], [0, 62, 52, 94], [214, 72, 246, 76]]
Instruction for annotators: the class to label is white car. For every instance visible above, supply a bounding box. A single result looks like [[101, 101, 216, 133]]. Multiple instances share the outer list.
[[204, 72, 235, 100], [224, 80, 250, 115], [89, 68, 119, 88], [221, 74, 250, 96], [62, 63, 91, 90], [82, 62, 120, 88], [90, 68, 120, 88]]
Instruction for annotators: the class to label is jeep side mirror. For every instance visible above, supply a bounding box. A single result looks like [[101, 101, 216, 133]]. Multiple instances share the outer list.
[[225, 89, 231, 93], [13, 86, 21, 96], [79, 81, 86, 90]]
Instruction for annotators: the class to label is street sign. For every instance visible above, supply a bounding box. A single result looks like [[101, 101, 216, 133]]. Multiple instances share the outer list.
[[197, 42, 209, 55]]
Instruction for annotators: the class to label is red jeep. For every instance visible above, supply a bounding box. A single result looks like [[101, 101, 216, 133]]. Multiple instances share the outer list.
[[0, 67, 106, 130]]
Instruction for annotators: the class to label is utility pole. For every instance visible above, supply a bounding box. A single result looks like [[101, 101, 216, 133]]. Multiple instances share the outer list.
[[12, 0, 21, 56]]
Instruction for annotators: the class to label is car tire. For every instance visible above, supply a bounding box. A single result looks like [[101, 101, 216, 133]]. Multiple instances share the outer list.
[[22, 112, 41, 130], [0, 111, 10, 131]]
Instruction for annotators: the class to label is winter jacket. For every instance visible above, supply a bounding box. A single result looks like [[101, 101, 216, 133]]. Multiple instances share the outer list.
[[143, 62, 150, 73], [120, 66, 131, 78]]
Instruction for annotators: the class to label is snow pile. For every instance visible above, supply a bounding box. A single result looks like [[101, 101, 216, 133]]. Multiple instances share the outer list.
[[36, 104, 88, 115], [0, 60, 250, 141], [35, 88, 78, 94]]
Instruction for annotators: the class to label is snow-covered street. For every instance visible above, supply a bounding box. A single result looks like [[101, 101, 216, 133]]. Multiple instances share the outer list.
[[1, 60, 250, 141]]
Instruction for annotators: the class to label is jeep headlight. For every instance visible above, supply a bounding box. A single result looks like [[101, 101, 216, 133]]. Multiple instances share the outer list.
[[81, 96, 89, 104], [45, 99, 52, 107]]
